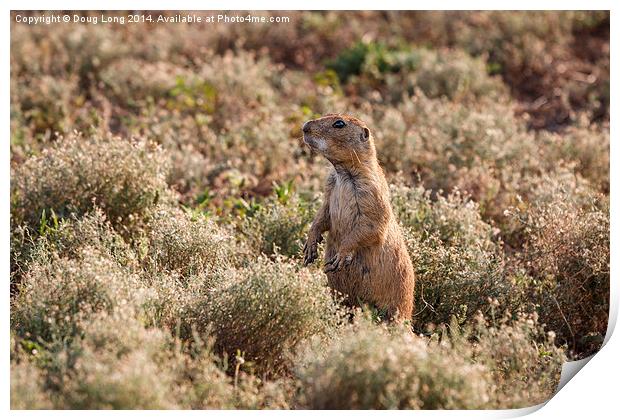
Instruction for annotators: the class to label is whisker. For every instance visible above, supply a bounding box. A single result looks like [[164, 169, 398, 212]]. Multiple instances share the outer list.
[[352, 149, 362, 165]]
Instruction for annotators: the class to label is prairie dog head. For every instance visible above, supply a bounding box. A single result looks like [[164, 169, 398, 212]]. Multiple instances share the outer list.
[[302, 114, 375, 166]]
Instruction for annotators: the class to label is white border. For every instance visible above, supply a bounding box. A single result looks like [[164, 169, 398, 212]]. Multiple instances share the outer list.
[[2, 1, 617, 419]]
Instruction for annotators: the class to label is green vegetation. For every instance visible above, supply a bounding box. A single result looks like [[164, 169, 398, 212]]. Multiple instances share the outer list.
[[10, 11, 608, 409]]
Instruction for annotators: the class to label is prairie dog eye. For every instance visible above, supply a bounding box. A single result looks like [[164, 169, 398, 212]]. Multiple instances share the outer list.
[[332, 120, 346, 129]]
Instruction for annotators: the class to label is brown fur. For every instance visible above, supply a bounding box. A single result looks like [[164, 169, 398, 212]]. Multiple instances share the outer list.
[[302, 114, 415, 321]]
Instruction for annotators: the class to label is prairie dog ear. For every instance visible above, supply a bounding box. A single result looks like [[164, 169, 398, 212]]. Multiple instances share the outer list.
[[361, 127, 370, 141]]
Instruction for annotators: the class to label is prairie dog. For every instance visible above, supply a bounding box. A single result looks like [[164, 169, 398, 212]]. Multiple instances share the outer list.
[[302, 114, 415, 320]]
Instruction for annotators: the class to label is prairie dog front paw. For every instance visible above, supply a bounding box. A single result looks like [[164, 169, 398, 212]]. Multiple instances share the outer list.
[[323, 252, 353, 273]]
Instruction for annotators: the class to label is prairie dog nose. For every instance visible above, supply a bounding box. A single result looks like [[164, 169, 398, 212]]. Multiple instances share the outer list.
[[302, 121, 312, 133]]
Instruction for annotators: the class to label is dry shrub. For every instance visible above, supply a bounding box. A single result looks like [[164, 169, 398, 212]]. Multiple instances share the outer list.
[[471, 312, 566, 408], [171, 339, 247, 409], [168, 325, 292, 409], [10, 357, 53, 409], [241, 192, 317, 258], [330, 43, 506, 103], [122, 109, 221, 200], [125, 52, 302, 202], [539, 119, 610, 193], [374, 91, 607, 229], [143, 206, 235, 277], [11, 133, 171, 236], [512, 166, 596, 217], [10, 22, 129, 82], [13, 275, 291, 409], [65, 349, 172, 409], [297, 313, 564, 409], [11, 246, 150, 344], [15, 307, 290, 409], [139, 271, 208, 333], [171, 337, 289, 409], [221, 11, 608, 128], [397, 11, 609, 128], [100, 58, 189, 109], [296, 317, 492, 409], [209, 11, 362, 71], [138, 206, 238, 332], [413, 49, 506, 101], [11, 22, 132, 141], [38, 209, 135, 266], [196, 51, 282, 126], [210, 112, 295, 183], [42, 314, 198, 409], [140, 250, 247, 336], [374, 92, 541, 222], [189, 256, 342, 374], [10, 74, 80, 143], [390, 182, 515, 331], [509, 172, 609, 356], [59, 315, 175, 409], [10, 208, 136, 294]]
